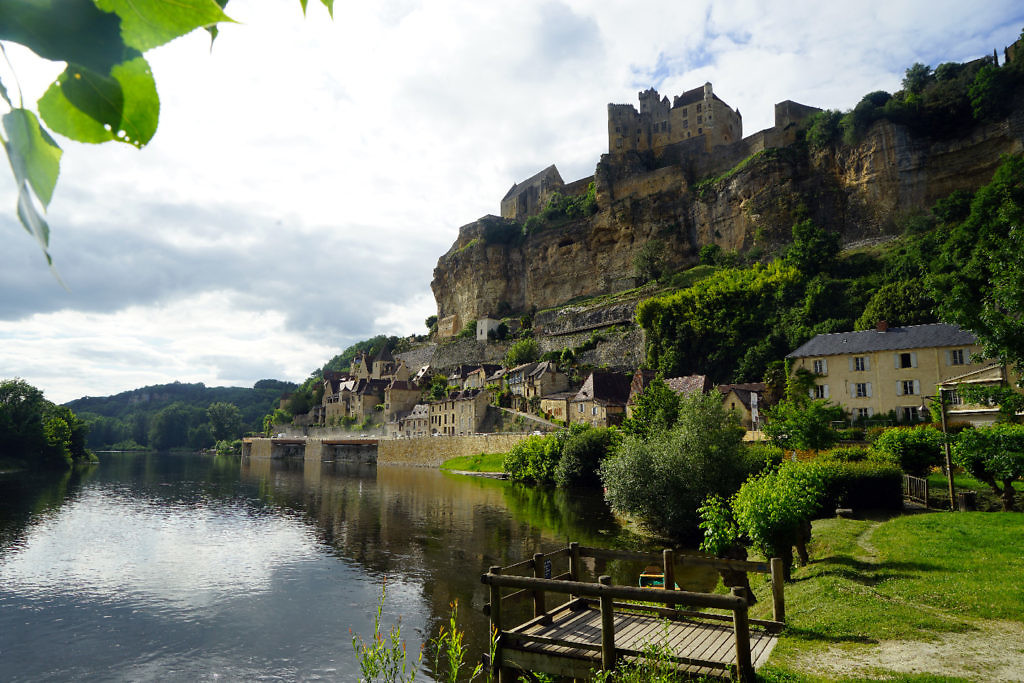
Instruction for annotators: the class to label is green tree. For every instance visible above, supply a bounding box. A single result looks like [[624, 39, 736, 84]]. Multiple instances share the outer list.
[[553, 425, 619, 487], [504, 338, 539, 367], [0, 378, 93, 467], [902, 62, 934, 95], [599, 392, 748, 540], [620, 378, 680, 438], [633, 238, 668, 283], [148, 402, 193, 451], [206, 401, 243, 441], [762, 399, 842, 452], [929, 155, 1024, 378], [425, 315, 438, 332], [853, 279, 938, 330], [782, 220, 840, 276], [953, 423, 1024, 511]]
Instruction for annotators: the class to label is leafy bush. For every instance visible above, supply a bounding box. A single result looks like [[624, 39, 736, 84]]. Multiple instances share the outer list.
[[600, 392, 748, 541], [835, 427, 866, 441], [504, 434, 562, 485], [554, 426, 620, 487], [873, 425, 944, 476], [763, 399, 843, 452]]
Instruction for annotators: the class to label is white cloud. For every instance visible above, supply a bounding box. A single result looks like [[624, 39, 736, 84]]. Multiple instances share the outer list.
[[1, 0, 1023, 403]]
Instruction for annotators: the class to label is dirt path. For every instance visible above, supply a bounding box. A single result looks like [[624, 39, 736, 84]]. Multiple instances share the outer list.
[[790, 520, 1024, 681]]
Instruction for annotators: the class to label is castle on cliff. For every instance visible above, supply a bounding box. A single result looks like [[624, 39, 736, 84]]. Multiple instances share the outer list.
[[500, 82, 820, 221]]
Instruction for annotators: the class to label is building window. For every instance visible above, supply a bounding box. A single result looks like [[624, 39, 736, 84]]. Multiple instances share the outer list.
[[812, 359, 828, 375], [683, 119, 689, 128], [901, 406, 920, 422], [578, 403, 584, 413], [950, 349, 965, 365], [697, 115, 703, 123], [615, 126, 621, 133], [855, 407, 873, 419], [853, 356, 868, 371], [855, 383, 869, 398], [901, 379, 919, 395], [947, 389, 962, 405], [812, 384, 828, 399], [697, 127, 702, 134], [898, 352, 915, 369], [697, 103, 702, 112], [592, 406, 598, 416]]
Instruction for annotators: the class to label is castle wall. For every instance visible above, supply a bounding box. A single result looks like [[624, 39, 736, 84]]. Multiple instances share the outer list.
[[562, 175, 595, 197], [377, 433, 530, 467]]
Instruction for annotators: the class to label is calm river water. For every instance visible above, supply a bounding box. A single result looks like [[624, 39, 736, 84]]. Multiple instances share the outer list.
[[0, 452, 715, 681]]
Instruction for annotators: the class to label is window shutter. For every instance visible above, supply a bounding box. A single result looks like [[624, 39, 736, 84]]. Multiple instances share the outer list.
[[866, 383, 872, 397], [946, 350, 952, 366], [808, 388, 814, 399], [823, 384, 830, 399], [850, 384, 856, 398], [866, 407, 873, 417], [864, 357, 870, 371], [914, 379, 920, 395], [896, 381, 903, 396], [911, 352, 918, 368], [894, 354, 900, 369], [822, 359, 828, 374], [849, 357, 854, 371]]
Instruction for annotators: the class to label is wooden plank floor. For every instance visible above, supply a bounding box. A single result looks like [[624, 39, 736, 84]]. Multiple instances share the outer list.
[[507, 606, 777, 678]]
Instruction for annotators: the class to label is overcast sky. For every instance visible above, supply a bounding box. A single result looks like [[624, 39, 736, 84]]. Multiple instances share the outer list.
[[2, 1, 1022, 404]]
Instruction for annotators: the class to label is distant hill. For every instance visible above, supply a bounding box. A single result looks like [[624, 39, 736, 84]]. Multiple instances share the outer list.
[[66, 379, 297, 449]]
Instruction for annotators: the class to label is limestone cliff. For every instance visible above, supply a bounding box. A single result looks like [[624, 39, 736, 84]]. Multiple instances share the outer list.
[[432, 106, 1024, 327]]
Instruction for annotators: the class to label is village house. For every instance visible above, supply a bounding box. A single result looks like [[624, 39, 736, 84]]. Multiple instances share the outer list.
[[717, 383, 767, 430], [476, 317, 501, 341], [397, 403, 430, 438], [384, 379, 421, 423], [786, 322, 987, 422], [453, 389, 491, 435], [937, 363, 1024, 426], [572, 371, 632, 427], [524, 361, 570, 400], [464, 364, 503, 390], [540, 391, 577, 423], [625, 370, 711, 418]]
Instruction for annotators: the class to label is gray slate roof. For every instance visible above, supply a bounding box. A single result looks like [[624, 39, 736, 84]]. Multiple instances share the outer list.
[[786, 323, 976, 359]]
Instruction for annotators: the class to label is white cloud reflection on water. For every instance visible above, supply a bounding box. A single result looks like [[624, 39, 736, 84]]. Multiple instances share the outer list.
[[0, 489, 321, 612]]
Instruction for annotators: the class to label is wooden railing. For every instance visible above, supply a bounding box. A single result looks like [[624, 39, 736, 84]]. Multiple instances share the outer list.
[[480, 542, 785, 682]]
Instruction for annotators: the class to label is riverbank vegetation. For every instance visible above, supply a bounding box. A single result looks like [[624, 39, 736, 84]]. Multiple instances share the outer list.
[[0, 378, 95, 470], [440, 452, 505, 473]]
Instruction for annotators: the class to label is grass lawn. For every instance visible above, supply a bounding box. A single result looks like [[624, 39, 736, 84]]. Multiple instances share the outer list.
[[748, 510, 1024, 681], [439, 452, 505, 473]]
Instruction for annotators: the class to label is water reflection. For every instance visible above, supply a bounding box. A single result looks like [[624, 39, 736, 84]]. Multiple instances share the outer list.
[[0, 452, 715, 680]]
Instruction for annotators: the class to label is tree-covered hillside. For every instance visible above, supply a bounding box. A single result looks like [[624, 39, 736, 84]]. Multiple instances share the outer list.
[[65, 379, 296, 450]]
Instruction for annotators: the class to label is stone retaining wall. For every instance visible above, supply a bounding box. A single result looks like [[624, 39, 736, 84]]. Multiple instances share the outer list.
[[377, 433, 531, 467]]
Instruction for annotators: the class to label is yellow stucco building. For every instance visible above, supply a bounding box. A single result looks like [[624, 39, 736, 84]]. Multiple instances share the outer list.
[[786, 322, 986, 422]]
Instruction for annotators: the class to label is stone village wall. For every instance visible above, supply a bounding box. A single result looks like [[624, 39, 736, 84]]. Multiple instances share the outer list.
[[244, 434, 532, 468]]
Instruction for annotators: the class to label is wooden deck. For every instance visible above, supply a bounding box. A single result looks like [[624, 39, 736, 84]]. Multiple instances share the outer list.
[[482, 543, 786, 681], [503, 601, 778, 679]]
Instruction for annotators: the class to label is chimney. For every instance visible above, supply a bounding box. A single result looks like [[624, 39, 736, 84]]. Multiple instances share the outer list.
[[876, 320, 888, 332]]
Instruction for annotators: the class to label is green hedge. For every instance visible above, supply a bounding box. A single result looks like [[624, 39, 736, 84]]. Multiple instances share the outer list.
[[818, 461, 903, 511]]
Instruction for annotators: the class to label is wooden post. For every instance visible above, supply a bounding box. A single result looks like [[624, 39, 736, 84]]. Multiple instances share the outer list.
[[731, 586, 753, 682], [662, 548, 675, 591], [770, 557, 785, 624], [568, 542, 580, 581], [532, 552, 546, 618], [599, 575, 616, 672], [487, 566, 507, 683]]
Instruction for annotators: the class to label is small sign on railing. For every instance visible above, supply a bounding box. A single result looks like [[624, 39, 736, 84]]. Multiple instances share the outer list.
[[544, 560, 552, 579]]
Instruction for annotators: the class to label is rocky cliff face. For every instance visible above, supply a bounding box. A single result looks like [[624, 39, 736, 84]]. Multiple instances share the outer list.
[[432, 109, 1024, 326]]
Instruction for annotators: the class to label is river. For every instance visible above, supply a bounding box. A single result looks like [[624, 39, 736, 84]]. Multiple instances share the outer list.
[[0, 452, 715, 681]]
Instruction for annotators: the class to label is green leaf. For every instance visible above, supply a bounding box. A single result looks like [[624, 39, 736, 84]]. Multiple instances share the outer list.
[[0, 74, 10, 108], [0, 0, 127, 74], [110, 57, 159, 147], [15, 181, 52, 261], [95, 0, 235, 52], [3, 109, 62, 207], [320, 0, 334, 18], [38, 57, 159, 148], [299, 0, 308, 14]]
